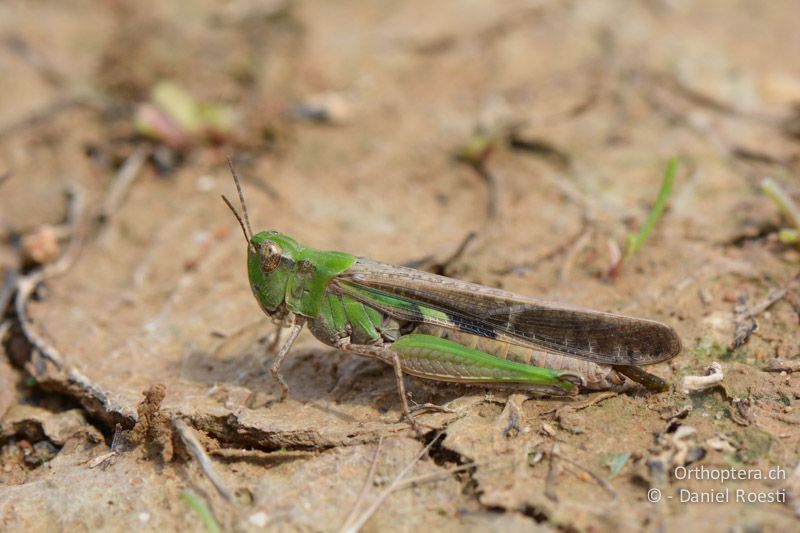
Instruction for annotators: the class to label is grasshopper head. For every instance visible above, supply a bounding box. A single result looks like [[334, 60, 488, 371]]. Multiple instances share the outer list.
[[222, 161, 354, 317], [247, 231, 300, 313], [221, 160, 303, 315]]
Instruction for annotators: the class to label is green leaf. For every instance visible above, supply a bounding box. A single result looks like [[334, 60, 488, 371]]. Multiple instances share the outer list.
[[152, 81, 202, 135], [602, 452, 630, 478], [778, 228, 799, 244]]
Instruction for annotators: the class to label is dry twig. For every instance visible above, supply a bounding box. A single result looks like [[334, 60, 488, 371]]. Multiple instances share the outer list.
[[173, 417, 235, 504], [541, 391, 617, 419], [393, 460, 482, 490], [341, 432, 443, 533], [14, 185, 86, 369], [340, 437, 384, 532], [680, 362, 724, 394], [97, 145, 151, 224], [731, 286, 790, 349]]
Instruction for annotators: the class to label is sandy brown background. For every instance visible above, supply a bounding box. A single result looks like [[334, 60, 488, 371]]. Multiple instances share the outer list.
[[1, 1, 799, 531]]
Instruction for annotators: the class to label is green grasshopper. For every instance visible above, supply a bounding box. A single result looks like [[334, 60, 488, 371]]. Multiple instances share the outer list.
[[222, 166, 681, 431]]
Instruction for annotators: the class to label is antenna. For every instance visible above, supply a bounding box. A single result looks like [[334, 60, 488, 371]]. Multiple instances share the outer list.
[[226, 156, 253, 240], [221, 194, 251, 246]]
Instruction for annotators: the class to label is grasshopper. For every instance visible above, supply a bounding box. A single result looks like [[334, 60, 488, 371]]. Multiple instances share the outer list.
[[222, 165, 681, 431]]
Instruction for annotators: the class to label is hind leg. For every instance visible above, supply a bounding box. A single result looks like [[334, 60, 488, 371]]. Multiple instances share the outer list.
[[336, 341, 425, 435]]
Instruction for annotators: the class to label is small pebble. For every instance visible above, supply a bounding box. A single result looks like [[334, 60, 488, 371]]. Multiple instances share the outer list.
[[698, 288, 713, 306], [21, 225, 59, 266], [291, 92, 353, 125], [192, 230, 212, 245], [249, 512, 268, 527], [196, 175, 216, 192]]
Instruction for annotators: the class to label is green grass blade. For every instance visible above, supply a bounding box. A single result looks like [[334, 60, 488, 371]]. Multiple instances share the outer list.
[[762, 177, 800, 230], [625, 157, 678, 259], [180, 491, 220, 533], [778, 228, 799, 243]]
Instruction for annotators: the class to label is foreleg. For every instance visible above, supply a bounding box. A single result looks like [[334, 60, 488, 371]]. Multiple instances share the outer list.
[[271, 315, 304, 400]]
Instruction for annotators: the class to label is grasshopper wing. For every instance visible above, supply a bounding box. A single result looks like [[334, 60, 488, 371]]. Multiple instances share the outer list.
[[334, 258, 681, 366]]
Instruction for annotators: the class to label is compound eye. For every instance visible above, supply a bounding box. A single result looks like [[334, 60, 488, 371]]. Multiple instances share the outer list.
[[259, 242, 282, 273]]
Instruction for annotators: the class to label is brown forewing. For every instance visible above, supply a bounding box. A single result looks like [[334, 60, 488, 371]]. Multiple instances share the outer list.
[[338, 258, 682, 366]]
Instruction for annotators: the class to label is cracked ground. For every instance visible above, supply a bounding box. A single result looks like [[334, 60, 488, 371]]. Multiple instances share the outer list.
[[1, 1, 800, 531]]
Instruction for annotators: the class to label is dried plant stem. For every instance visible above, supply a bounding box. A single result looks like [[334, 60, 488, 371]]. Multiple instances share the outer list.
[[15, 185, 86, 369], [680, 362, 724, 393], [173, 418, 235, 504], [341, 433, 443, 533], [340, 437, 384, 532]]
